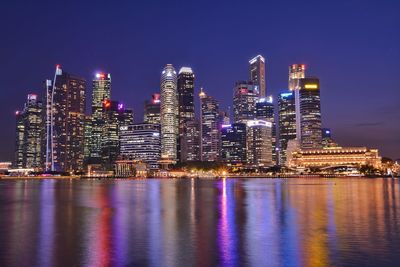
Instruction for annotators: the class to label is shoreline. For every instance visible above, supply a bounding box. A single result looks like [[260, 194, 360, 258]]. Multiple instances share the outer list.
[[1, 175, 396, 180]]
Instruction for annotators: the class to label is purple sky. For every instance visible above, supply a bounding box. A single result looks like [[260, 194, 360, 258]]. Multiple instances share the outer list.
[[1, 0, 399, 160]]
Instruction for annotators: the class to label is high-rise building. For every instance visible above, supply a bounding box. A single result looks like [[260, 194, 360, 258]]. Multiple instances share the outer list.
[[220, 123, 247, 165], [233, 81, 258, 123], [144, 93, 161, 124], [101, 100, 133, 170], [14, 94, 44, 169], [180, 119, 201, 162], [83, 115, 92, 163], [91, 72, 111, 160], [45, 65, 86, 172], [278, 91, 296, 165], [246, 120, 273, 167], [256, 96, 277, 165], [119, 123, 161, 170], [288, 64, 306, 140], [199, 88, 220, 162], [160, 64, 178, 162], [177, 67, 195, 162], [288, 64, 306, 91], [299, 77, 322, 149], [14, 111, 25, 168], [249, 55, 266, 97]]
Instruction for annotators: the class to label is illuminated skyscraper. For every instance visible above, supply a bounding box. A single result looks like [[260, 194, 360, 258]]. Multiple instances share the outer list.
[[83, 115, 92, 163], [299, 77, 322, 149], [144, 93, 161, 124], [45, 65, 86, 172], [278, 91, 296, 165], [160, 64, 178, 162], [199, 88, 220, 162], [288, 64, 306, 140], [177, 67, 195, 162], [220, 123, 247, 165], [14, 111, 24, 168], [101, 100, 133, 170], [256, 96, 277, 164], [233, 81, 258, 123], [14, 94, 44, 169], [91, 72, 111, 160], [181, 119, 201, 162], [119, 123, 161, 170], [249, 55, 266, 97], [246, 120, 273, 167]]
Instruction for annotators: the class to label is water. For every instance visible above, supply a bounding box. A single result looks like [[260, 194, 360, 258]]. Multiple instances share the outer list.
[[0, 178, 399, 267]]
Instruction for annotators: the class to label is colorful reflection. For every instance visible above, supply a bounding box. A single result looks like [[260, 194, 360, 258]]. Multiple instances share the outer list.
[[0, 178, 399, 267]]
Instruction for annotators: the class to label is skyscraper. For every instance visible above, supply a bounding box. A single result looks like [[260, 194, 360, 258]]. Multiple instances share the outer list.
[[45, 65, 86, 172], [220, 123, 247, 165], [299, 77, 322, 149], [288, 64, 306, 140], [199, 88, 220, 162], [160, 64, 178, 162], [246, 119, 273, 167], [249, 55, 266, 97], [101, 100, 133, 170], [91, 72, 111, 160], [14, 94, 44, 169], [14, 111, 24, 169], [144, 93, 161, 124], [180, 119, 201, 162], [278, 91, 296, 165], [119, 123, 161, 170], [83, 115, 92, 163], [177, 67, 195, 162], [256, 96, 277, 165], [233, 81, 258, 123]]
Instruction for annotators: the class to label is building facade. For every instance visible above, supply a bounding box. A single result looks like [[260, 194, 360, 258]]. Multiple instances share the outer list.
[[220, 123, 247, 165], [160, 64, 178, 162], [288, 64, 306, 140], [249, 55, 266, 97], [91, 73, 111, 160], [256, 96, 277, 165], [180, 119, 201, 162], [101, 100, 133, 170], [233, 81, 258, 123], [45, 65, 86, 172], [246, 120, 273, 168], [144, 93, 161, 124], [278, 91, 297, 165], [119, 123, 161, 170], [14, 94, 44, 169], [199, 89, 220, 162], [177, 67, 195, 162], [299, 77, 322, 149], [289, 147, 381, 169]]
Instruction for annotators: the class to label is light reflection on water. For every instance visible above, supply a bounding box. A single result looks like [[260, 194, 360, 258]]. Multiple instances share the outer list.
[[0, 178, 399, 267]]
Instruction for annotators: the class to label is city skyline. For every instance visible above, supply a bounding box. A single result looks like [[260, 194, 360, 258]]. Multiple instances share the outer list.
[[1, 0, 399, 160]]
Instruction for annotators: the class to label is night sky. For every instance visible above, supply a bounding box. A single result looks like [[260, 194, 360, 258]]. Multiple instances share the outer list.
[[1, 0, 399, 160]]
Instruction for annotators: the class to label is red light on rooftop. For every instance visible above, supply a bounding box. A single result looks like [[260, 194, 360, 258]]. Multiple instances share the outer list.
[[56, 64, 61, 69]]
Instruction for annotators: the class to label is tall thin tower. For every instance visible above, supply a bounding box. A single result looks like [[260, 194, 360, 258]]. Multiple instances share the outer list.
[[160, 64, 178, 162], [288, 64, 305, 140], [91, 72, 111, 159], [249, 55, 266, 97]]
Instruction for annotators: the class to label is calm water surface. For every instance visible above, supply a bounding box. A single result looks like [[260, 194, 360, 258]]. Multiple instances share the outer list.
[[0, 178, 399, 267]]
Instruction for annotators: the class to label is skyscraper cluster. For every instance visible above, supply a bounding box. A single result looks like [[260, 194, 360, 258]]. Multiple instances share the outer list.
[[13, 55, 324, 173]]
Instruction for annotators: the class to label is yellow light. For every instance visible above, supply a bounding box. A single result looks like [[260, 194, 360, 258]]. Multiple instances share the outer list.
[[304, 84, 318, 89]]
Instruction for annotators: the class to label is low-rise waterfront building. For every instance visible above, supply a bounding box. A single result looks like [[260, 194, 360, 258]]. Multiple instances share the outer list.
[[289, 146, 381, 169]]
